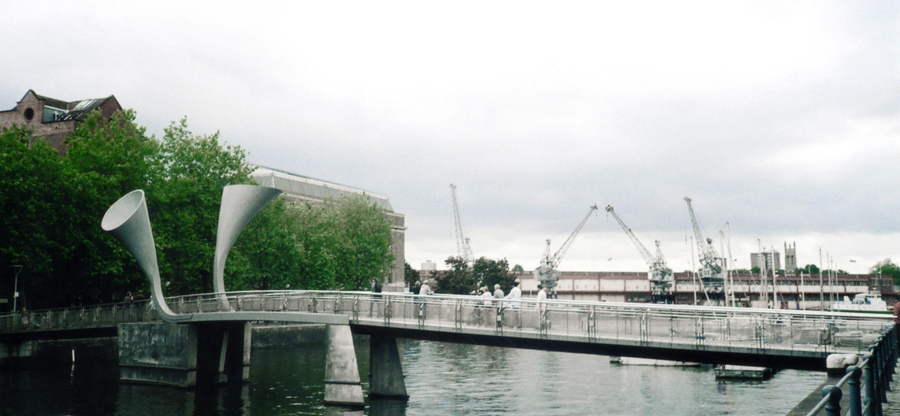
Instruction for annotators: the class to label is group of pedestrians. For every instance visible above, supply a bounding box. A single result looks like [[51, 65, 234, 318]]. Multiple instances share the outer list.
[[476, 282, 547, 308], [406, 279, 548, 307]]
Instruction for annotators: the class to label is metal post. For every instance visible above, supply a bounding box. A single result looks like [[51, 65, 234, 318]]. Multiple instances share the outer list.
[[822, 385, 841, 416], [864, 354, 875, 416], [848, 366, 862, 416], [11, 265, 23, 315]]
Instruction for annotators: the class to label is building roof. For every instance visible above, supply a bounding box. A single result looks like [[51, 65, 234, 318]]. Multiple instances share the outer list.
[[32, 91, 116, 122], [250, 165, 394, 212]]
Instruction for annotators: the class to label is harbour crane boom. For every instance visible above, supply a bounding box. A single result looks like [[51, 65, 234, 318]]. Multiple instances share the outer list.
[[605, 205, 654, 264], [450, 184, 474, 267], [684, 197, 725, 303], [605, 205, 674, 302], [534, 204, 598, 298], [684, 197, 721, 273], [548, 204, 599, 269]]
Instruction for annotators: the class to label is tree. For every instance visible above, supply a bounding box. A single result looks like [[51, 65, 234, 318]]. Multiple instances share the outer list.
[[435, 256, 477, 294], [146, 117, 253, 295], [0, 126, 76, 308], [228, 194, 394, 292], [404, 263, 419, 289], [800, 264, 820, 275], [512, 264, 524, 272], [328, 194, 394, 290], [0, 110, 162, 309], [870, 259, 900, 285], [63, 110, 158, 304], [473, 257, 517, 294], [225, 198, 303, 291]]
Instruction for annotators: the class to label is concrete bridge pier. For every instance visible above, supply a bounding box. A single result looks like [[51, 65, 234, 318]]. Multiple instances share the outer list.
[[196, 322, 251, 386], [221, 322, 251, 384], [369, 334, 408, 400], [118, 322, 251, 388], [324, 324, 365, 407]]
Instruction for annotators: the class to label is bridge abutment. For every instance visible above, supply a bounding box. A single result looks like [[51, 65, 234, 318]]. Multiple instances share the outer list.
[[118, 322, 251, 388], [324, 324, 365, 407], [118, 322, 198, 387]]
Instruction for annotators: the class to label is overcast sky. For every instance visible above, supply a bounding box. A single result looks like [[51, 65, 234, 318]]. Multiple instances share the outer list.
[[3, 1, 898, 275]]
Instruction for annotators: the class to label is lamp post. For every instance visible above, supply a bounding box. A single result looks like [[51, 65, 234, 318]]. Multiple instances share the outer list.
[[11, 265, 23, 315]]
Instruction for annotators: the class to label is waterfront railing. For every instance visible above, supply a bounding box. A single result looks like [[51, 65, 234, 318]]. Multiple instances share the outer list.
[[804, 325, 897, 416]]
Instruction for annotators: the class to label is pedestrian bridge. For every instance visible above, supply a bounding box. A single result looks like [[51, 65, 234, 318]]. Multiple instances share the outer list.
[[2, 290, 892, 371]]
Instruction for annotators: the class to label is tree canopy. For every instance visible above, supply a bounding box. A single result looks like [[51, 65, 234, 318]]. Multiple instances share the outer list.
[[434, 256, 517, 295], [0, 111, 395, 310], [870, 259, 900, 285]]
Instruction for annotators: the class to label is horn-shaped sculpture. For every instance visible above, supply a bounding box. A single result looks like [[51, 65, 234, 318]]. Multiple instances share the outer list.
[[213, 185, 283, 293], [101, 190, 190, 321]]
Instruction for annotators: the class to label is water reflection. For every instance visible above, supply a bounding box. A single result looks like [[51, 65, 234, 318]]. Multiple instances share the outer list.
[[0, 337, 831, 415]]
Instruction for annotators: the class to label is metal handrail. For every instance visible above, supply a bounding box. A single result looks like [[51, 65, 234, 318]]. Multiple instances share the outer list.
[[805, 325, 898, 416], [2, 291, 891, 357]]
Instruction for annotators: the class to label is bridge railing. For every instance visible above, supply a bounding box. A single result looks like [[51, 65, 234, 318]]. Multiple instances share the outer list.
[[0, 300, 156, 333], [3, 291, 892, 357], [159, 290, 892, 355]]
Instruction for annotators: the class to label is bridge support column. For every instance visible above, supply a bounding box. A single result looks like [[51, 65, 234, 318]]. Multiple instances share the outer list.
[[369, 334, 408, 400], [196, 323, 252, 386], [221, 322, 251, 384], [324, 324, 364, 407]]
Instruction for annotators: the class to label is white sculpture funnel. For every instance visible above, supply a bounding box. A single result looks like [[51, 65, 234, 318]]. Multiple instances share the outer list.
[[101, 190, 190, 321], [213, 185, 283, 293]]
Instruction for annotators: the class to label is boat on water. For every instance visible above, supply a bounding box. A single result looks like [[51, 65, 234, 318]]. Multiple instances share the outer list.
[[715, 365, 774, 380], [830, 293, 891, 314], [609, 357, 701, 367]]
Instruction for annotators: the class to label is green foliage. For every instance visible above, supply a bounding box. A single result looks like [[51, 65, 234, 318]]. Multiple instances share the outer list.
[[870, 259, 900, 285], [404, 263, 419, 288], [512, 264, 524, 272], [435, 257, 478, 294], [0, 112, 160, 308], [146, 118, 253, 295], [0, 126, 76, 307], [800, 264, 820, 274], [227, 194, 394, 291], [0, 111, 395, 308], [473, 257, 517, 294]]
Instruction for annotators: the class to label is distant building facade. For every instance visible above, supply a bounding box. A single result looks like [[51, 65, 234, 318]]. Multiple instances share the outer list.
[[0, 90, 122, 155], [250, 166, 406, 289], [784, 242, 797, 274], [512, 270, 897, 309], [751, 250, 781, 271]]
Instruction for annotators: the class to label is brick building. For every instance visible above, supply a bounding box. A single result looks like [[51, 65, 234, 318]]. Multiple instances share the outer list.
[[0, 90, 122, 155]]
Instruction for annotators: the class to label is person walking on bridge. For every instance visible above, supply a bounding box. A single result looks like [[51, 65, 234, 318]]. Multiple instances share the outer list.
[[536, 284, 548, 313], [493, 284, 504, 300], [418, 281, 433, 297], [505, 281, 521, 308]]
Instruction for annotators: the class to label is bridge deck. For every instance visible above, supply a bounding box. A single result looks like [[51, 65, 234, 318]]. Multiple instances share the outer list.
[[1, 291, 892, 371]]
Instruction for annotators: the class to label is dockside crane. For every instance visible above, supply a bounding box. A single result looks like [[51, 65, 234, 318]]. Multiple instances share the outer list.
[[684, 197, 726, 304], [534, 204, 598, 298], [450, 184, 474, 267], [605, 205, 674, 303]]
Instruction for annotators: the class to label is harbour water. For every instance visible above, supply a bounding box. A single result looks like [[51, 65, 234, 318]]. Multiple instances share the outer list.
[[0, 337, 856, 415]]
